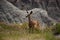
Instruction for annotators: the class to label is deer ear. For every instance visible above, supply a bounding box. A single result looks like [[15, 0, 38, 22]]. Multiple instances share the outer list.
[[27, 11, 28, 13], [30, 11, 33, 14]]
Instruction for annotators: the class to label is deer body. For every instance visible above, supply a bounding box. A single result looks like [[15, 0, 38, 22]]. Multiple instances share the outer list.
[[30, 20, 40, 29], [26, 11, 40, 30]]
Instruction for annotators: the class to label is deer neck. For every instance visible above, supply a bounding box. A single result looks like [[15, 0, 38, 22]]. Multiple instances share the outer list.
[[28, 16, 32, 22]]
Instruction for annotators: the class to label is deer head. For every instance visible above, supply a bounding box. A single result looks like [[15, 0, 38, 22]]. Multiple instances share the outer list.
[[26, 11, 33, 17]]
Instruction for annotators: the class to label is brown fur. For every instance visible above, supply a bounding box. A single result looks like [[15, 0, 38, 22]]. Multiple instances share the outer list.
[[30, 20, 40, 29], [26, 11, 40, 30]]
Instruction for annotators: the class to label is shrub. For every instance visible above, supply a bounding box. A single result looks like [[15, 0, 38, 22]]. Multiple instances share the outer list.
[[52, 23, 60, 35]]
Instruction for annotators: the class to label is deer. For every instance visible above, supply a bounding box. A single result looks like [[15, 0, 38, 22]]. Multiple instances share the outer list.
[[26, 11, 40, 32]]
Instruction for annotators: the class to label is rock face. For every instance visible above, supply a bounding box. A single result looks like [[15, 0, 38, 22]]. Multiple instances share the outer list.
[[0, 0, 59, 27], [0, 0, 27, 24], [7, 0, 60, 22]]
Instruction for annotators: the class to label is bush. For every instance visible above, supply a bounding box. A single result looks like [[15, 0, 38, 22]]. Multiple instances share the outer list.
[[52, 23, 60, 35]]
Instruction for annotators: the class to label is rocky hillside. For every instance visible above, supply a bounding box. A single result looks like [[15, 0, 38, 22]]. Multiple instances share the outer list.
[[7, 0, 60, 22], [0, 0, 59, 27]]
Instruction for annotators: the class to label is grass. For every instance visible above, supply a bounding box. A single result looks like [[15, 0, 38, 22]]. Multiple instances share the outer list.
[[55, 23, 60, 34], [0, 22, 58, 40]]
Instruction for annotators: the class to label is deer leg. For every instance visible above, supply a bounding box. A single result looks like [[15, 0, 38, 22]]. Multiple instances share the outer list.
[[29, 23, 32, 33], [29, 24, 34, 33]]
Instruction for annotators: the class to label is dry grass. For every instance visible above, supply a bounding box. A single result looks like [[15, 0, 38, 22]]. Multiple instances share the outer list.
[[0, 22, 57, 40]]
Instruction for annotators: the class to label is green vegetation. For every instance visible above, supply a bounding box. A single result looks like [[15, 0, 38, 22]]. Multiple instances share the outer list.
[[52, 23, 60, 34], [0, 22, 59, 40], [55, 23, 60, 34]]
